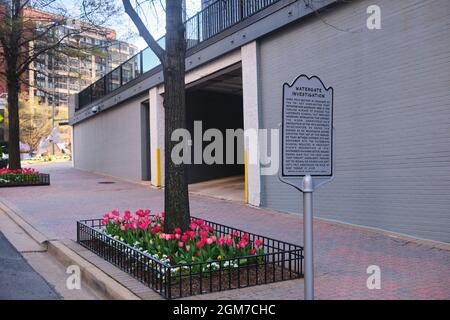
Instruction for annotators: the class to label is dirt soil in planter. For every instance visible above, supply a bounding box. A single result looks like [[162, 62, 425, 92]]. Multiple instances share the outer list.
[[169, 264, 301, 299], [79, 238, 302, 299]]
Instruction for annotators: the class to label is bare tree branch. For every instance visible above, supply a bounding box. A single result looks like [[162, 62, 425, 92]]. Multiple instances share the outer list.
[[122, 0, 165, 64]]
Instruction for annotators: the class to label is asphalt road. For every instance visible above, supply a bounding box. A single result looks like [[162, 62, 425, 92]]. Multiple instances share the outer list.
[[0, 231, 59, 300]]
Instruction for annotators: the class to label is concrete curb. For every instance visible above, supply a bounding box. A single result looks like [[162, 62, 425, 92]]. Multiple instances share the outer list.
[[0, 199, 48, 245], [47, 240, 140, 300], [0, 198, 141, 300]]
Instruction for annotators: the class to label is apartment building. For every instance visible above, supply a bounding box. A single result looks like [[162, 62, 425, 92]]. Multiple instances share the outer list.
[[0, 7, 137, 108], [27, 11, 138, 107]]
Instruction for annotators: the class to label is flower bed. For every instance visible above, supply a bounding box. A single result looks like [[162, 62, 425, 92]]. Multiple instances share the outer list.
[[0, 168, 50, 187], [77, 210, 304, 299]]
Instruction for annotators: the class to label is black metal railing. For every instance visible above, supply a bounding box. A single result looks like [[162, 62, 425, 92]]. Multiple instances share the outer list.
[[77, 0, 281, 111], [77, 216, 303, 299], [0, 173, 50, 187]]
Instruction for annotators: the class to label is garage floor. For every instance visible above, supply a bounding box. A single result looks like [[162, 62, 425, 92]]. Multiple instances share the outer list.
[[189, 175, 245, 203]]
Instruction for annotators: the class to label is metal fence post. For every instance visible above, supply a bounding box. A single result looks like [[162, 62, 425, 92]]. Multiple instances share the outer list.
[[197, 13, 200, 44]]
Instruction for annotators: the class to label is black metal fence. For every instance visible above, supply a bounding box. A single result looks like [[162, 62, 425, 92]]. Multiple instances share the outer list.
[[0, 173, 50, 188], [77, 217, 303, 299], [77, 0, 281, 111]]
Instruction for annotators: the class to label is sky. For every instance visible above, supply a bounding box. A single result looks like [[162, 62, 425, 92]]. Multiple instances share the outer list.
[[59, 0, 202, 51]]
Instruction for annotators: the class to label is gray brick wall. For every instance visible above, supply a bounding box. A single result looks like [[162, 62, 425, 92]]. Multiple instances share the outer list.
[[258, 0, 450, 242]]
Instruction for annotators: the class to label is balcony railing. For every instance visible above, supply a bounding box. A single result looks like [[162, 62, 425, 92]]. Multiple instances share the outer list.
[[77, 0, 282, 111]]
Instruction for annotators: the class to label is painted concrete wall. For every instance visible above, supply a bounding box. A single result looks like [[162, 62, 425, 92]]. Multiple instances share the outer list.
[[73, 94, 149, 181], [258, 0, 450, 242]]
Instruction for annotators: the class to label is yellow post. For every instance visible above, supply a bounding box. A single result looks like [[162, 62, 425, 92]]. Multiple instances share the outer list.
[[244, 151, 249, 204], [156, 148, 161, 188]]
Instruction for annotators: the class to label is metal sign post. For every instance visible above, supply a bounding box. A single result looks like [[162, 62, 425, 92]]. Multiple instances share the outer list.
[[302, 175, 314, 300], [279, 75, 334, 300]]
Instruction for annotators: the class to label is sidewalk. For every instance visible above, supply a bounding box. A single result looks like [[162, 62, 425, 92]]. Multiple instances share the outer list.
[[0, 231, 59, 300], [1, 162, 449, 299]]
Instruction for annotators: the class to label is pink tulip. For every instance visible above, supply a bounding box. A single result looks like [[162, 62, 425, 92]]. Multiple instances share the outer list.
[[239, 239, 248, 248]]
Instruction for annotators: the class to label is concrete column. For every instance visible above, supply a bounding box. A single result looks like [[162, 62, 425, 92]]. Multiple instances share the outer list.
[[68, 94, 77, 169], [149, 87, 165, 187], [241, 41, 261, 207]]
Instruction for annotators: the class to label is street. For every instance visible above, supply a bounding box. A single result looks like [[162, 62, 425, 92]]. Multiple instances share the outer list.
[[0, 231, 59, 300]]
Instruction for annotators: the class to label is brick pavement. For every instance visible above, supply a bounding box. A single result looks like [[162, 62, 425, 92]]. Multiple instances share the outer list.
[[0, 162, 449, 299]]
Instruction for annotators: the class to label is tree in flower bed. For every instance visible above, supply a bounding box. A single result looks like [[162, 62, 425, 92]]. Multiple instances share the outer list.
[[0, 168, 40, 184], [101, 210, 265, 273]]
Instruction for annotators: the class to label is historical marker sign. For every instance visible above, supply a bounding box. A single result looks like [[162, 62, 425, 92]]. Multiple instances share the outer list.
[[279, 74, 334, 301], [282, 75, 333, 177]]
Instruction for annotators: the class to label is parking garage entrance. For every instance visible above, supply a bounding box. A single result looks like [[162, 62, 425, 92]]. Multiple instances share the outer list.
[[185, 63, 245, 202]]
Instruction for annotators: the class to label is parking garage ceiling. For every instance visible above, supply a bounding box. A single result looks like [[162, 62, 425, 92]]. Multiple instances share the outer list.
[[188, 64, 243, 96]]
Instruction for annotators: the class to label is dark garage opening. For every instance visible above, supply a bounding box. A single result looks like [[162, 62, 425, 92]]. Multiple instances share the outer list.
[[185, 65, 244, 202]]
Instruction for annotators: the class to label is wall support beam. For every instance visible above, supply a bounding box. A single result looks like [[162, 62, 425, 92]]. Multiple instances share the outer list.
[[149, 87, 165, 187], [242, 41, 261, 206]]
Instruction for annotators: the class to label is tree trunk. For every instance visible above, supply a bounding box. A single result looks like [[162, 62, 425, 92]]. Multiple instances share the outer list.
[[6, 77, 21, 170], [4, 0, 22, 170], [163, 0, 190, 232]]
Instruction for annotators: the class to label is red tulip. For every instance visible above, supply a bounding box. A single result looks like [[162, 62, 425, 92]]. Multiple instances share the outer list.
[[195, 241, 203, 249], [111, 210, 120, 217], [254, 239, 263, 248], [150, 225, 162, 234]]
